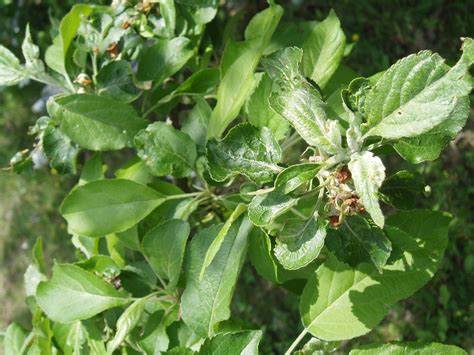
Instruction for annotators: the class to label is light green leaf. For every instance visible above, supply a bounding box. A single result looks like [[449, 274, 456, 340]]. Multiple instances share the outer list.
[[37, 264, 131, 323], [135, 122, 197, 177], [365, 38, 474, 140], [348, 151, 386, 228], [114, 158, 151, 185], [300, 210, 450, 341], [263, 47, 342, 153], [274, 216, 326, 270], [301, 10, 346, 88], [176, 0, 218, 24], [393, 96, 470, 163], [181, 97, 212, 147], [380, 170, 424, 210], [22, 24, 45, 73], [349, 342, 467, 355], [245, 72, 290, 141], [142, 219, 190, 290], [45, 4, 93, 76], [274, 163, 320, 194], [60, 179, 166, 237], [0, 45, 26, 86], [206, 123, 282, 184], [326, 216, 392, 271], [107, 297, 147, 353], [160, 0, 176, 37], [96, 60, 140, 103], [207, 3, 283, 138], [181, 216, 251, 337], [137, 37, 193, 82], [75, 255, 120, 274], [3, 323, 26, 355], [48, 94, 146, 151], [198, 330, 263, 355], [248, 190, 298, 227]]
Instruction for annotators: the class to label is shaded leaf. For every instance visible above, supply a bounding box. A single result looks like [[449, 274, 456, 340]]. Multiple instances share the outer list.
[[248, 190, 298, 227], [96, 60, 140, 103]]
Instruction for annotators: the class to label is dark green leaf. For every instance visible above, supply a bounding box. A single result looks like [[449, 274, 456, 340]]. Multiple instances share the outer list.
[[96, 60, 140, 103], [380, 170, 424, 210], [199, 330, 262, 354], [349, 342, 466, 355]]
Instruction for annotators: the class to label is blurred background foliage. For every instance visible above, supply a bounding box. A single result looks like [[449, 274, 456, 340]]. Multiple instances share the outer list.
[[0, 0, 473, 353]]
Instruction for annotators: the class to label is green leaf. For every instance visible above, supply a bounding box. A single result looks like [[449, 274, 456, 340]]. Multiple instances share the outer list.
[[244, 72, 290, 141], [42, 123, 79, 174], [349, 342, 467, 355], [200, 204, 247, 278], [380, 170, 424, 210], [141, 308, 178, 354], [0, 45, 26, 86], [142, 219, 191, 290], [60, 179, 166, 237], [135, 122, 197, 177], [37, 264, 131, 323], [24, 238, 47, 297], [274, 163, 320, 194], [207, 3, 283, 138], [326, 216, 392, 271], [301, 10, 346, 88], [79, 153, 103, 186], [300, 210, 450, 341], [52, 322, 86, 354], [48, 94, 146, 151], [76, 255, 121, 274], [348, 151, 386, 228], [22, 24, 45, 74], [263, 47, 342, 153], [393, 96, 470, 163], [96, 60, 140, 103], [274, 216, 327, 270], [107, 297, 147, 353], [181, 97, 212, 147], [199, 330, 263, 354], [160, 0, 176, 37], [181, 217, 252, 337], [137, 37, 193, 82], [176, 0, 218, 24], [364, 38, 474, 140], [206, 123, 282, 184], [114, 158, 151, 185], [45, 4, 93, 76], [3, 323, 26, 355], [248, 190, 298, 227]]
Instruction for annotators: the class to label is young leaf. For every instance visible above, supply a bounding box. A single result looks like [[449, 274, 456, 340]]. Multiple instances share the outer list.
[[301, 10, 346, 88], [393, 95, 470, 163], [207, 3, 283, 138], [326, 216, 392, 271], [181, 217, 252, 337], [96, 60, 140, 103], [52, 322, 86, 354], [274, 216, 327, 270], [142, 219, 191, 290], [107, 297, 147, 353], [45, 4, 93, 76], [364, 38, 474, 140], [206, 123, 282, 184], [0, 45, 26, 86], [3, 323, 26, 355], [348, 151, 386, 228], [135, 122, 197, 178], [274, 163, 320, 194], [300, 210, 450, 341], [198, 330, 263, 354], [263, 47, 342, 154], [380, 170, 424, 210], [60, 179, 166, 237], [48, 94, 146, 151], [37, 264, 131, 323], [349, 342, 466, 355], [248, 190, 298, 227], [22, 24, 45, 74], [244, 72, 290, 141], [137, 37, 193, 83]]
